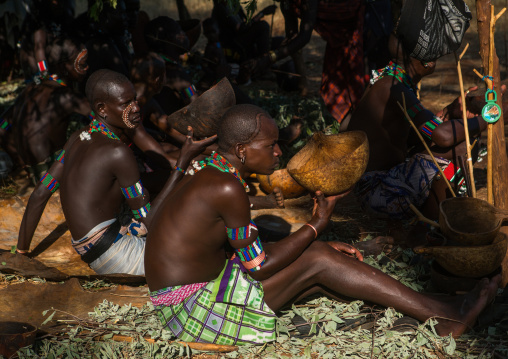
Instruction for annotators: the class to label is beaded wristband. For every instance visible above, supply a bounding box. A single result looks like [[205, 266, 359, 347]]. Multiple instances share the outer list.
[[420, 117, 443, 140], [173, 165, 186, 175], [56, 149, 65, 164], [305, 223, 318, 239], [132, 202, 151, 219], [37, 60, 48, 73], [40, 172, 60, 193], [180, 85, 197, 100], [0, 118, 11, 130]]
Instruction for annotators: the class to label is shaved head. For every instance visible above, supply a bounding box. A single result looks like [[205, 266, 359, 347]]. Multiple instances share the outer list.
[[217, 104, 272, 152], [85, 69, 131, 111]]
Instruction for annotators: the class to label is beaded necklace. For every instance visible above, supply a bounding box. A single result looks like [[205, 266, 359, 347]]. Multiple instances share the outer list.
[[191, 151, 249, 192], [88, 118, 121, 141], [370, 61, 415, 92], [48, 74, 67, 87]]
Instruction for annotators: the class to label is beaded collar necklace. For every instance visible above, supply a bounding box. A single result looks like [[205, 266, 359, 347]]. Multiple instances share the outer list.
[[89, 119, 121, 141], [48, 74, 67, 87], [80, 113, 121, 141], [370, 61, 415, 92], [190, 151, 249, 192]]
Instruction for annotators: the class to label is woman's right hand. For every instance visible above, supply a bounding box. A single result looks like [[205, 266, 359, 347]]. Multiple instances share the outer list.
[[179, 126, 217, 164], [309, 190, 351, 233]]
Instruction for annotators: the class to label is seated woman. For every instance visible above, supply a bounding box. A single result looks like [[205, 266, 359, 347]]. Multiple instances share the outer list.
[[1, 36, 90, 181], [145, 104, 499, 345]]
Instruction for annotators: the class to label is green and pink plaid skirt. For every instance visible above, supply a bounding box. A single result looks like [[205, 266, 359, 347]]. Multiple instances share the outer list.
[[150, 257, 276, 345]]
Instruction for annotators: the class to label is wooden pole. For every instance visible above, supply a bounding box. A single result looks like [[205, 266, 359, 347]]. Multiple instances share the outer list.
[[487, 5, 496, 203], [476, 1, 508, 209], [476, 0, 508, 287], [454, 44, 476, 198]]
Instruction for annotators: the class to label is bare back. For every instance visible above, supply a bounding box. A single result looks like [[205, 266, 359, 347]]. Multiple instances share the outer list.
[[145, 167, 250, 291], [59, 132, 139, 239]]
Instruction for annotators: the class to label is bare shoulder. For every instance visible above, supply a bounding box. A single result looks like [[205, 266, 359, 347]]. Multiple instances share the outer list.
[[197, 167, 250, 202]]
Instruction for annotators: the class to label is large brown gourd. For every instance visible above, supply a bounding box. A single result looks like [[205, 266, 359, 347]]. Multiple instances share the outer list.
[[287, 131, 369, 195]]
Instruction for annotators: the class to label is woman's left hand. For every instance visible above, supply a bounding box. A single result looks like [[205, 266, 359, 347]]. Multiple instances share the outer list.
[[327, 242, 364, 261]]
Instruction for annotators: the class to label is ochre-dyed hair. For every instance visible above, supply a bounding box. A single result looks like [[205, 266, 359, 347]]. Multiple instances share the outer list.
[[85, 69, 130, 112], [217, 104, 269, 151]]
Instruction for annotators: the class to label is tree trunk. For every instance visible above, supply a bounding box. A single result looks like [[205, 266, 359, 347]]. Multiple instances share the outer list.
[[476, 0, 508, 286]]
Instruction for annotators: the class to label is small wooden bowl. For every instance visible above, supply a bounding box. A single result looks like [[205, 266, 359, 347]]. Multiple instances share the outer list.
[[256, 168, 306, 199], [287, 131, 369, 195], [166, 77, 235, 137]]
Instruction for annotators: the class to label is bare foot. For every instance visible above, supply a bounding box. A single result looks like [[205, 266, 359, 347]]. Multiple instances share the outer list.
[[249, 187, 285, 210], [354, 236, 394, 257], [435, 274, 501, 337]]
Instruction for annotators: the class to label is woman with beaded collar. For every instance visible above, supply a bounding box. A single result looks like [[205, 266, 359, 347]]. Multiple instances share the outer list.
[[16, 69, 216, 276], [145, 104, 499, 346]]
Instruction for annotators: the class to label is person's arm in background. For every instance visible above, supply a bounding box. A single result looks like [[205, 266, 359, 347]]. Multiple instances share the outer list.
[[17, 132, 73, 254]]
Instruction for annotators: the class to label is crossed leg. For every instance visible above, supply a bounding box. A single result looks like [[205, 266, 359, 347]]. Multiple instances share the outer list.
[[261, 241, 500, 338]]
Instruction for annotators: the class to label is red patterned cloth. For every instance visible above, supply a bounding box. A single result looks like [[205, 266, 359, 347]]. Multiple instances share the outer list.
[[290, 0, 366, 123], [150, 282, 208, 306]]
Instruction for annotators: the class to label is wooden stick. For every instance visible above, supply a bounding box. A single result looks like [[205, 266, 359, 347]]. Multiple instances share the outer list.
[[487, 5, 495, 204], [96, 334, 238, 352], [397, 95, 456, 197], [409, 204, 440, 228], [454, 46, 476, 198]]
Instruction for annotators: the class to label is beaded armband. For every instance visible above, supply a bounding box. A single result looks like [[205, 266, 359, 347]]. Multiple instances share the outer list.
[[56, 150, 65, 164], [226, 221, 266, 272], [226, 220, 258, 240], [236, 237, 266, 272], [0, 118, 11, 130], [180, 85, 197, 99], [40, 172, 60, 193], [406, 103, 424, 119], [132, 202, 151, 219], [420, 117, 443, 140], [37, 60, 48, 73], [121, 180, 145, 199]]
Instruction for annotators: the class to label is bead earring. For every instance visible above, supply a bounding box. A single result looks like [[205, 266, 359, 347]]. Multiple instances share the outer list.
[[241, 156, 246, 164]]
